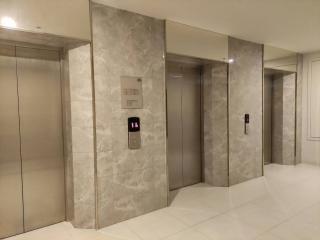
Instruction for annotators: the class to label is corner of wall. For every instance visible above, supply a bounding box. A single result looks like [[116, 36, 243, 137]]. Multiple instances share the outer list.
[[67, 44, 96, 229], [203, 63, 229, 187], [295, 54, 303, 164], [228, 37, 263, 185], [91, 3, 167, 228]]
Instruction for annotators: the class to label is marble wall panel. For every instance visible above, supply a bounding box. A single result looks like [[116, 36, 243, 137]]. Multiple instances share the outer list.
[[263, 74, 273, 165], [296, 54, 303, 164], [68, 44, 96, 229], [272, 75, 284, 164], [91, 3, 167, 228], [203, 62, 229, 187], [272, 73, 296, 165], [282, 73, 296, 165], [72, 152, 95, 228], [228, 37, 263, 185]]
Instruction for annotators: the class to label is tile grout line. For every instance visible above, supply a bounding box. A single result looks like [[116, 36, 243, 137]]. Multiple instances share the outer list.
[[97, 165, 320, 240], [150, 192, 272, 240], [252, 199, 320, 239], [155, 182, 286, 239], [161, 174, 320, 239]]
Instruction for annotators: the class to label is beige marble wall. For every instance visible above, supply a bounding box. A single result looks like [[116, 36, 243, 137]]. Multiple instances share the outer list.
[[68, 44, 96, 229], [282, 73, 296, 165], [61, 51, 74, 223], [91, 3, 167, 228], [272, 73, 296, 165], [203, 62, 229, 187], [272, 75, 284, 164], [263, 74, 273, 165], [296, 54, 303, 164], [228, 37, 263, 185]]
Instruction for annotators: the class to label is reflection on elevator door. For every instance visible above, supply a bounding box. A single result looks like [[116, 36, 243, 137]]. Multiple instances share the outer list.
[[0, 45, 65, 239], [167, 62, 202, 190]]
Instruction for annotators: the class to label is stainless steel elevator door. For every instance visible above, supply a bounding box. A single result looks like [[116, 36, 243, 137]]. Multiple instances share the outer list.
[[167, 62, 201, 190], [16, 47, 65, 232], [0, 46, 24, 239], [167, 64, 184, 190], [182, 67, 201, 186]]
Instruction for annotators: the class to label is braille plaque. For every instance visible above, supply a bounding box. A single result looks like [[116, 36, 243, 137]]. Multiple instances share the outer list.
[[120, 76, 143, 109]]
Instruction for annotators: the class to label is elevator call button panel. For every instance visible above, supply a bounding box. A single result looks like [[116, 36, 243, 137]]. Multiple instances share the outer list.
[[128, 117, 141, 149], [245, 114, 250, 123], [244, 113, 250, 135], [121, 76, 143, 109]]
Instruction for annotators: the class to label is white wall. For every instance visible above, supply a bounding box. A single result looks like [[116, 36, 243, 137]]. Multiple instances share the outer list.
[[166, 21, 228, 62], [0, 0, 91, 41], [264, 56, 297, 72], [264, 45, 297, 61], [302, 51, 320, 165]]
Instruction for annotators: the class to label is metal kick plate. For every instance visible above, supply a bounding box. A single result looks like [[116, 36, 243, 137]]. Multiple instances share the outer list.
[[121, 76, 143, 109]]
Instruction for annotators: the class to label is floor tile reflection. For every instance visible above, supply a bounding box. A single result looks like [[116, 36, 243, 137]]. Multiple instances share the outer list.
[[6, 164, 320, 240]]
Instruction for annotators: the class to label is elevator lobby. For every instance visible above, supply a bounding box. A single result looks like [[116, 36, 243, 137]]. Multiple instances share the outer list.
[[1, 1, 320, 240]]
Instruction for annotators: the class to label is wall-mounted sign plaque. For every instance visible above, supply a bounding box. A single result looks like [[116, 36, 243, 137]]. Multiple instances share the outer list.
[[120, 76, 143, 109]]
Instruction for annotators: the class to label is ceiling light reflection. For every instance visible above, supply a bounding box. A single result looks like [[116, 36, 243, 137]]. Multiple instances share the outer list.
[[1, 16, 17, 28]]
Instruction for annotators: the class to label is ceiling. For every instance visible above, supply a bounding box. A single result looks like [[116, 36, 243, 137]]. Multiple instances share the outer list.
[[264, 45, 297, 61], [93, 0, 320, 53]]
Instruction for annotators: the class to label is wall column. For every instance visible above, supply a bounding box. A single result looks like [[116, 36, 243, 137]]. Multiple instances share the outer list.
[[228, 37, 263, 185], [203, 62, 229, 187], [67, 44, 96, 229]]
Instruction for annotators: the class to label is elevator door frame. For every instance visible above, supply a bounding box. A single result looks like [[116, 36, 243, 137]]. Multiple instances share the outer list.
[[0, 43, 66, 239], [262, 69, 298, 166], [166, 56, 203, 191]]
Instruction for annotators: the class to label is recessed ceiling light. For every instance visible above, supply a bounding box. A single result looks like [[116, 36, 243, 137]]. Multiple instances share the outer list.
[[1, 16, 17, 28], [228, 58, 235, 64]]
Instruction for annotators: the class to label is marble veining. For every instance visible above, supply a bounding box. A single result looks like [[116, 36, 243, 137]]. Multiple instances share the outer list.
[[272, 73, 296, 165], [68, 44, 96, 228], [228, 37, 263, 185], [295, 55, 303, 164], [91, 3, 167, 228], [282, 73, 296, 165], [263, 74, 273, 165], [272, 75, 284, 165], [203, 62, 229, 187], [7, 164, 320, 240]]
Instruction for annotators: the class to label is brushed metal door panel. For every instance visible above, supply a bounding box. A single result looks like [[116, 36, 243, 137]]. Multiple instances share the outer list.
[[0, 51, 24, 238], [167, 63, 184, 190], [16, 47, 65, 231], [167, 62, 202, 190], [181, 67, 201, 186]]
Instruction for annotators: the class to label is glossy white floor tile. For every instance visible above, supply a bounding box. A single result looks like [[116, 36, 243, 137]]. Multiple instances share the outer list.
[[100, 164, 320, 240], [162, 206, 218, 226], [268, 214, 320, 240], [99, 222, 141, 240], [5, 222, 117, 240], [255, 233, 282, 240], [226, 202, 287, 233], [125, 209, 188, 240], [194, 213, 261, 240], [165, 229, 210, 240], [5, 164, 320, 240]]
